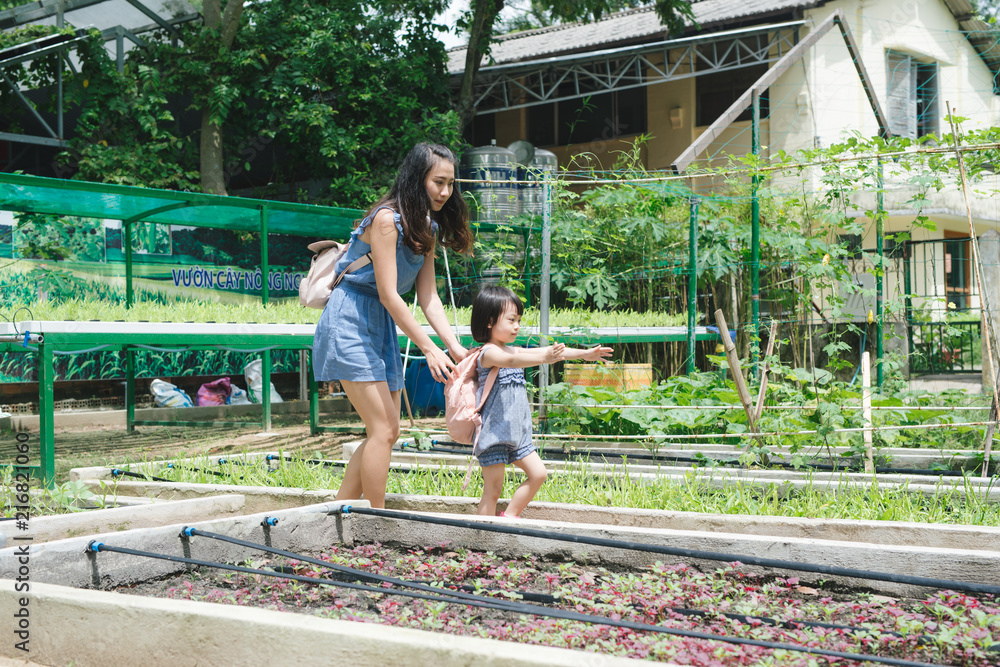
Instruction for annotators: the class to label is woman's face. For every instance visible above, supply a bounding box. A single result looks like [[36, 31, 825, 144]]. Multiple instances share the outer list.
[[425, 159, 455, 212]]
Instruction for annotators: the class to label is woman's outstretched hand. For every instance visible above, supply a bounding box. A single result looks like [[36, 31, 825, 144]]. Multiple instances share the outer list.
[[426, 346, 457, 383]]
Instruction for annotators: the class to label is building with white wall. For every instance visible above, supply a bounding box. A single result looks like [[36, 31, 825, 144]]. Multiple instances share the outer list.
[[450, 0, 1000, 373]]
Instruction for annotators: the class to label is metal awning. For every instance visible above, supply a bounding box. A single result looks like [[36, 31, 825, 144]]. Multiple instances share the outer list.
[[457, 20, 805, 114], [0, 0, 199, 149], [0, 171, 363, 236]]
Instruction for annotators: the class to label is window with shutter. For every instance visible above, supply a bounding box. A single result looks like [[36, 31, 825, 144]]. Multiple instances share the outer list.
[[886, 51, 917, 138], [886, 50, 939, 139]]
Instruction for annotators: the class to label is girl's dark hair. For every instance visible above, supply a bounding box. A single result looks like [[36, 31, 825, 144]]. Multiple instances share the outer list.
[[367, 142, 473, 256], [471, 285, 523, 343]]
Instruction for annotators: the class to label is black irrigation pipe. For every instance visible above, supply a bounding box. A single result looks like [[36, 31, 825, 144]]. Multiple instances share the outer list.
[[164, 463, 228, 478], [264, 455, 428, 477], [181, 526, 521, 609], [87, 539, 947, 667], [265, 454, 341, 468], [187, 526, 934, 647], [341, 506, 1000, 598], [425, 440, 969, 477], [110, 468, 171, 483], [194, 525, 956, 650]]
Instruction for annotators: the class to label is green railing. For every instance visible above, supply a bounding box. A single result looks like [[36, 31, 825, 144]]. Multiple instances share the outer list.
[[908, 320, 982, 375]]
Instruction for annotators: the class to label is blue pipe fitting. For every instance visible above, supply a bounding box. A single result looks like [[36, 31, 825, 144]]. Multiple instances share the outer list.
[[111, 468, 122, 476], [265, 454, 277, 462], [181, 527, 196, 538], [217, 458, 227, 465], [87, 541, 103, 553], [431, 439, 438, 445], [166, 463, 174, 468], [261, 517, 278, 527], [21, 332, 29, 348], [341, 505, 352, 514]]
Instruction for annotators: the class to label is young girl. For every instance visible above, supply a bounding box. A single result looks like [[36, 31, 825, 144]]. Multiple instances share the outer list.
[[314, 143, 473, 508], [471, 285, 613, 517]]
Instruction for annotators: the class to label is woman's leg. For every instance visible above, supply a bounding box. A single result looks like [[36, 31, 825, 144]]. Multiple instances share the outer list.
[[336, 380, 401, 508], [505, 452, 547, 517], [478, 463, 506, 515]]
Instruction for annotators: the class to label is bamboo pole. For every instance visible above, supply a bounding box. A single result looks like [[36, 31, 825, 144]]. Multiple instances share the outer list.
[[946, 103, 1000, 478], [752, 321, 779, 424], [862, 351, 875, 473], [714, 309, 756, 431]]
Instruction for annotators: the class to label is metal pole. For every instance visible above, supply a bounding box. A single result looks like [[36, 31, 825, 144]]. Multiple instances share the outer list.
[[126, 347, 135, 434], [876, 158, 884, 388], [308, 349, 319, 435], [260, 204, 271, 430], [904, 241, 913, 373], [522, 229, 532, 308], [124, 221, 133, 308], [262, 349, 272, 431], [57, 3, 63, 140], [260, 205, 269, 305], [687, 197, 699, 375], [39, 341, 55, 487], [750, 90, 761, 376], [539, 172, 551, 428]]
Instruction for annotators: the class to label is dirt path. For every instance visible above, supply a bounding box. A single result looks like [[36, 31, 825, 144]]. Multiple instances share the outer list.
[[4, 415, 447, 482]]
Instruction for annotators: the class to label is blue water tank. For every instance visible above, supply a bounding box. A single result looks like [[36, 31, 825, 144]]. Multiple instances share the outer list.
[[403, 359, 446, 416]]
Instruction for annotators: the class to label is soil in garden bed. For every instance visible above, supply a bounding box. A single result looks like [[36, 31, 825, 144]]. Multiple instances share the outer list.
[[113, 542, 1000, 666]]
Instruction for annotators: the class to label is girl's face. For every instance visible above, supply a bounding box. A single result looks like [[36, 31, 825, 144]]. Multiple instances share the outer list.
[[425, 159, 455, 212], [490, 301, 521, 344]]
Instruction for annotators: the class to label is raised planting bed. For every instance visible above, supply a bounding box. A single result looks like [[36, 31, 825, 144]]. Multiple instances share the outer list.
[[115, 540, 1000, 666], [9, 498, 998, 667]]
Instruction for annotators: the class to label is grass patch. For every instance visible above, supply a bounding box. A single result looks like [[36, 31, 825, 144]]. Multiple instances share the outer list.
[[108, 451, 1000, 527]]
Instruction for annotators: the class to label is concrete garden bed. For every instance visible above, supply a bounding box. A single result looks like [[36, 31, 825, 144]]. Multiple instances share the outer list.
[[1, 498, 998, 666]]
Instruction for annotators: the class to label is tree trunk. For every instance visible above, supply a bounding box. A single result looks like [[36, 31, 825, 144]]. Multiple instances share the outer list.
[[457, 0, 504, 131], [200, 109, 227, 195], [198, 0, 245, 196]]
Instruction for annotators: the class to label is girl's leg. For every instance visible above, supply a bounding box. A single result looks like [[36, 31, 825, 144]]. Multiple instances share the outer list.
[[336, 380, 401, 508], [478, 463, 506, 515], [505, 452, 547, 517]]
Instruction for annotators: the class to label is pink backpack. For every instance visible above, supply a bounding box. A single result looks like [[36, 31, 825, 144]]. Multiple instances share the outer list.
[[444, 345, 499, 446]]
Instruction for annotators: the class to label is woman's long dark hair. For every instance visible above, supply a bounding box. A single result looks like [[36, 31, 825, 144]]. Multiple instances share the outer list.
[[367, 143, 473, 255]]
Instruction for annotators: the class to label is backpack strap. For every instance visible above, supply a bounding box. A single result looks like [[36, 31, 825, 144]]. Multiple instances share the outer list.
[[330, 252, 371, 289], [474, 344, 501, 414]]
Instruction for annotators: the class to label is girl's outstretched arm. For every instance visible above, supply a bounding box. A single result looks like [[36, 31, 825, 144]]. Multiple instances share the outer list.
[[481, 343, 566, 369], [561, 345, 614, 362]]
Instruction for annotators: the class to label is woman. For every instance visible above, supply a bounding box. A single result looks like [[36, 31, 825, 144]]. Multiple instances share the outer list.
[[313, 142, 473, 508]]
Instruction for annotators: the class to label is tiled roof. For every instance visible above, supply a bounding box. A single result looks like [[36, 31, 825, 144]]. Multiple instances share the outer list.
[[447, 0, 827, 74]]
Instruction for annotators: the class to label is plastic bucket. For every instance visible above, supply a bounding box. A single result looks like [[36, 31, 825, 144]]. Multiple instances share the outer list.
[[563, 363, 653, 390]]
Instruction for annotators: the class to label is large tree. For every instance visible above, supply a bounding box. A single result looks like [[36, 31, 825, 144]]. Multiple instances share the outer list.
[[199, 0, 246, 195], [455, 0, 696, 129], [59, 0, 459, 205]]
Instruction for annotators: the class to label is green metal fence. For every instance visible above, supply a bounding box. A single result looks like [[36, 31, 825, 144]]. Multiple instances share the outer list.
[[908, 320, 982, 375]]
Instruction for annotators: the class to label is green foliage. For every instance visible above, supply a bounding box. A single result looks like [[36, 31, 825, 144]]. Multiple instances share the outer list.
[[138, 449, 1000, 526], [114, 0, 463, 204], [544, 369, 986, 463], [59, 32, 199, 189]]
